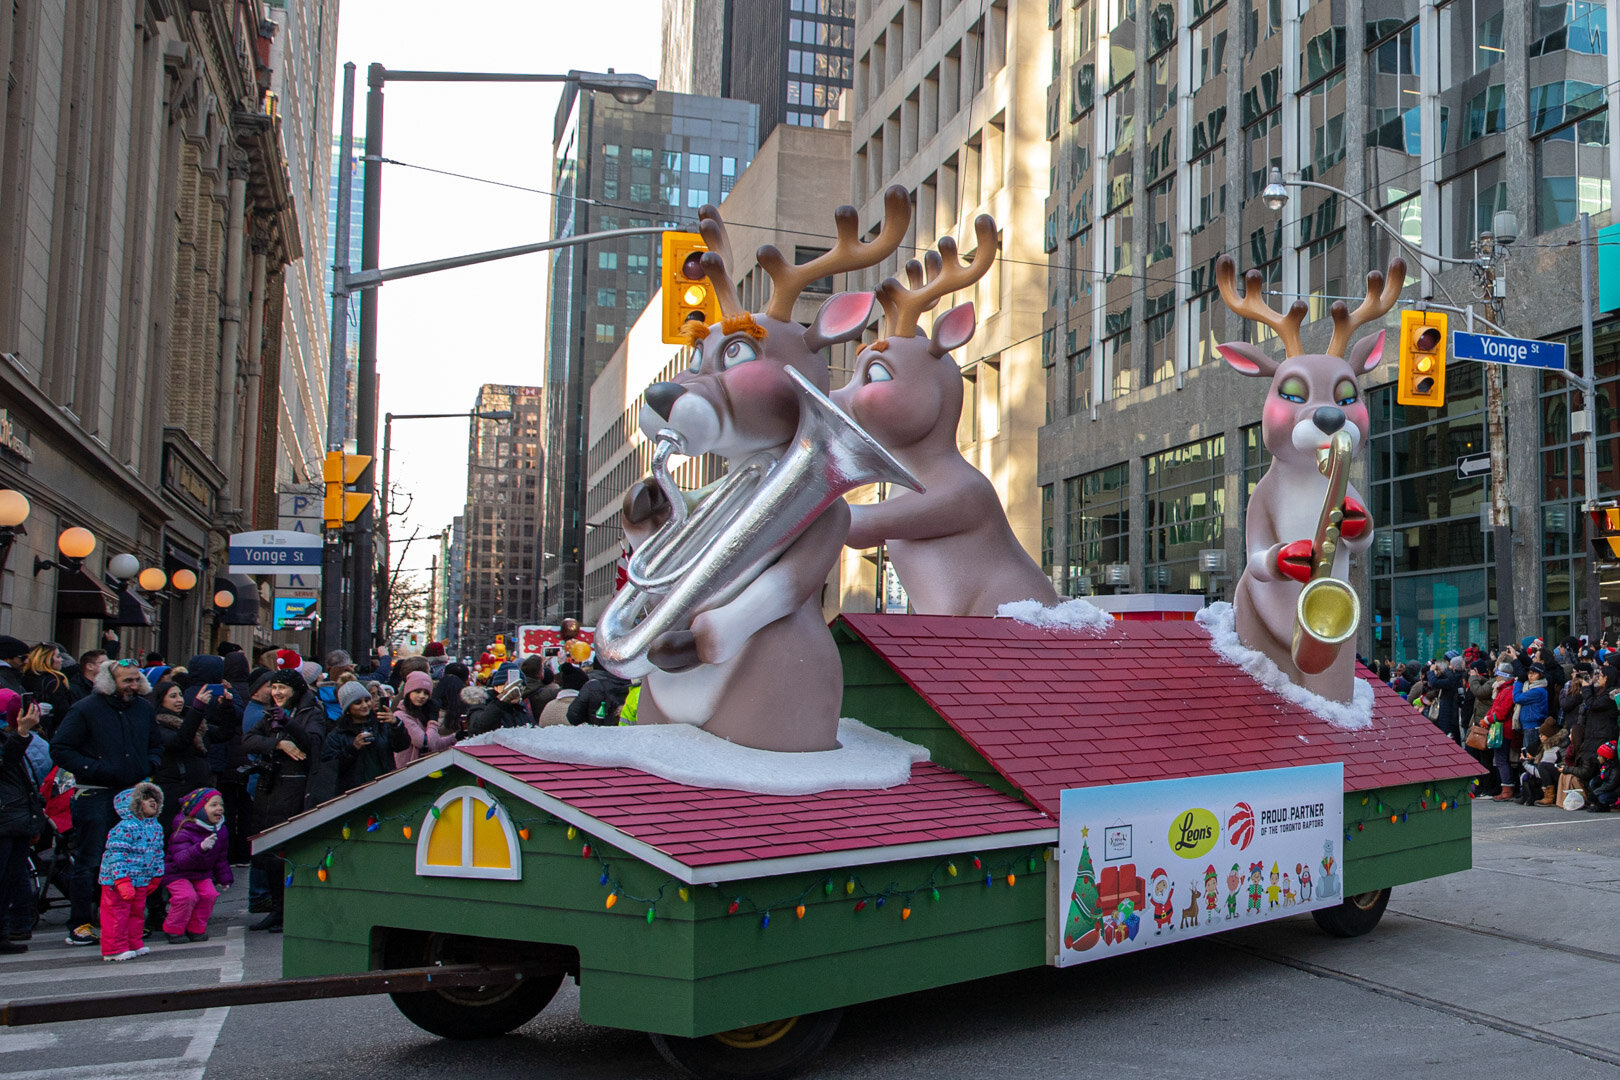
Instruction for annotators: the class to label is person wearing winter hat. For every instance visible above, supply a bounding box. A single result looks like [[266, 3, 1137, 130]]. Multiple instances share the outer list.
[[162, 788, 232, 943], [0, 691, 43, 953], [0, 636, 27, 696], [240, 671, 328, 932], [319, 680, 408, 798], [97, 782, 164, 961], [298, 661, 323, 688], [392, 671, 457, 769], [273, 649, 302, 672]]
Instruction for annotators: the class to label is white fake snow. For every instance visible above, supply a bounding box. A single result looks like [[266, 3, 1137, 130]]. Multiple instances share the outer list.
[[464, 718, 930, 795], [1195, 601, 1374, 731], [996, 596, 1114, 632]]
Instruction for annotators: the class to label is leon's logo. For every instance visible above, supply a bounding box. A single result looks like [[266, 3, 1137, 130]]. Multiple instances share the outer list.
[[1168, 808, 1219, 859]]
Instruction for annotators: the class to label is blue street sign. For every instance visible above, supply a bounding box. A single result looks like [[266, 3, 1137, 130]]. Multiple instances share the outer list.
[[1451, 332, 1568, 370]]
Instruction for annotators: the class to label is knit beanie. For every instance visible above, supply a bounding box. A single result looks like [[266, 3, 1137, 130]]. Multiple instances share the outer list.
[[179, 788, 221, 821], [299, 661, 323, 686], [401, 671, 433, 697], [0, 635, 27, 661], [337, 680, 372, 713]]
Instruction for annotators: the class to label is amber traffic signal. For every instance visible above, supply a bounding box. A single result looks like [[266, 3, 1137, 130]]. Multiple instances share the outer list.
[[661, 232, 721, 344], [1397, 309, 1447, 408], [323, 451, 372, 528], [1591, 506, 1620, 563]]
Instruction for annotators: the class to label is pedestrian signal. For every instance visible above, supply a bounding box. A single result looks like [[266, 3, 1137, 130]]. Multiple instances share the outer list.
[[323, 451, 372, 528], [1590, 506, 1620, 563], [1397, 310, 1447, 408], [661, 232, 721, 344]]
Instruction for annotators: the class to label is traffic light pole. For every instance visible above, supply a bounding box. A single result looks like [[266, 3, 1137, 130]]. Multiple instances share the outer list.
[[320, 63, 357, 660], [1580, 212, 1602, 637]]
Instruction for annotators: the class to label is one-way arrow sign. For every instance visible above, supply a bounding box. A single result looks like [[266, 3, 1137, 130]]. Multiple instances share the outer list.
[[1457, 452, 1492, 481]]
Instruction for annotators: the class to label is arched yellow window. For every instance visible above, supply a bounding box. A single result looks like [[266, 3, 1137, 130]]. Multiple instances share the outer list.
[[414, 786, 522, 881]]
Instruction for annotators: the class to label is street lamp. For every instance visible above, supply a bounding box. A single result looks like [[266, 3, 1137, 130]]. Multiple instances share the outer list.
[[0, 490, 27, 577], [35, 526, 96, 576]]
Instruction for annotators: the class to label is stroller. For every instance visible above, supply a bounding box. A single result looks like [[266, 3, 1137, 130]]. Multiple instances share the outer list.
[[23, 766, 75, 926]]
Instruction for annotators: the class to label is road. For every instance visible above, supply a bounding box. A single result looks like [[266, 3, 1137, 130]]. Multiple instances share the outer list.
[[4, 796, 1620, 1079]]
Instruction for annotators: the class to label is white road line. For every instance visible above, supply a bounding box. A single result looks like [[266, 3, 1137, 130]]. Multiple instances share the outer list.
[[0, 1033, 61, 1054], [3, 956, 230, 987], [1495, 817, 1612, 829]]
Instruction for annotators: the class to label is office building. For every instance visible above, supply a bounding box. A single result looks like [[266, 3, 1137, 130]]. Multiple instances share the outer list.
[[582, 123, 856, 621], [843, 0, 1054, 597], [326, 133, 365, 445], [459, 386, 543, 653], [543, 87, 758, 620], [1040, 0, 1617, 651]]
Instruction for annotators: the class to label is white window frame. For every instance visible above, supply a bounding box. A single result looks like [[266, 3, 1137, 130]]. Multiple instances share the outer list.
[[414, 785, 523, 881]]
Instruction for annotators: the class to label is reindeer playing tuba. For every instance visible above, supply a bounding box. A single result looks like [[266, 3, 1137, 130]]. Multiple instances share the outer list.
[[598, 188, 918, 752], [1215, 254, 1406, 703]]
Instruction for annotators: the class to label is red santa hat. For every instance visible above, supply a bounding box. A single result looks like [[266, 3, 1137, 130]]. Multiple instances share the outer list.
[[1150, 867, 1167, 881], [274, 649, 302, 670]]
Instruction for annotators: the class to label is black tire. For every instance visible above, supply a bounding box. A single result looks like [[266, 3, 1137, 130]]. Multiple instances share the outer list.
[[1311, 887, 1391, 938], [649, 1009, 843, 1080], [387, 932, 564, 1040]]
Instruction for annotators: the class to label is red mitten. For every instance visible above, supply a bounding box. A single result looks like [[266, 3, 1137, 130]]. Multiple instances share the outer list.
[[114, 878, 135, 901], [1276, 540, 1315, 583], [1339, 496, 1369, 539]]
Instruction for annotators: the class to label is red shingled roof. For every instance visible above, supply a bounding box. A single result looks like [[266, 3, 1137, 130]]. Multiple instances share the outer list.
[[836, 613, 1481, 817], [459, 744, 1053, 869]]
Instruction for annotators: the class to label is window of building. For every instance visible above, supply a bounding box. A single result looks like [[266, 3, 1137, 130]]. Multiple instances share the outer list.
[[1530, 81, 1605, 135], [1191, 143, 1227, 233], [1145, 435, 1225, 593], [1246, 0, 1282, 46], [1041, 485, 1056, 583], [1104, 204, 1133, 278], [1070, 343, 1092, 414], [627, 253, 650, 273], [1529, 0, 1608, 56], [1192, 21, 1228, 93], [1439, 157, 1507, 259], [689, 153, 710, 174], [687, 188, 706, 208], [1535, 110, 1612, 230], [596, 287, 617, 307], [1145, 289, 1176, 383], [1146, 177, 1174, 267], [1102, 309, 1132, 397], [595, 323, 616, 343], [1063, 463, 1130, 595], [662, 151, 682, 172], [629, 182, 651, 202], [597, 251, 617, 270], [631, 147, 654, 168]]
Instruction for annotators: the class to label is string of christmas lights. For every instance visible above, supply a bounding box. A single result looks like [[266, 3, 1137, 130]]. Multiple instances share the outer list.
[[273, 771, 1050, 928], [1340, 782, 1474, 842]]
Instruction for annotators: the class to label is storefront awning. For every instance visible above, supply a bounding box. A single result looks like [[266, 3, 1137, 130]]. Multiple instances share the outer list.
[[215, 574, 260, 626], [104, 577, 155, 627], [55, 567, 120, 620]]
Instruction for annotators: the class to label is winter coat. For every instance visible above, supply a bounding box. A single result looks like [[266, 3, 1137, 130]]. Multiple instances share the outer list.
[[320, 714, 409, 797], [1487, 679, 1518, 735], [165, 817, 233, 887], [1572, 691, 1620, 775], [568, 669, 632, 727], [523, 681, 559, 721], [1512, 681, 1550, 731], [49, 691, 162, 791], [153, 703, 215, 803], [1427, 668, 1462, 733], [537, 690, 577, 727], [241, 695, 329, 830], [466, 700, 528, 736], [208, 653, 251, 776], [99, 782, 166, 887], [20, 670, 75, 735], [394, 707, 457, 768], [0, 726, 44, 839]]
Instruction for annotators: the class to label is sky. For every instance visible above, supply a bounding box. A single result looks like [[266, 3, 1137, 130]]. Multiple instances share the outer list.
[[332, 0, 663, 586]]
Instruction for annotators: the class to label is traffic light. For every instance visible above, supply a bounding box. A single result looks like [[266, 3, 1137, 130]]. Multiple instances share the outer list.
[[661, 231, 721, 344], [1590, 506, 1620, 563], [323, 451, 372, 529], [1397, 309, 1448, 408]]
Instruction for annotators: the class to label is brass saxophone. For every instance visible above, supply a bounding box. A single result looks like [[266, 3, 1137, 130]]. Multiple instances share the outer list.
[[1291, 430, 1360, 675]]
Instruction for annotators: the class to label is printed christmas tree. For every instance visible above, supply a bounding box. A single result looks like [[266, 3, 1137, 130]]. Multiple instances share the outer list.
[[1064, 836, 1101, 951]]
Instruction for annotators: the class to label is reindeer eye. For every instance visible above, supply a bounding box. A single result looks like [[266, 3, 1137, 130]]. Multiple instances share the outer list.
[[1278, 377, 1307, 404], [721, 339, 758, 367], [866, 361, 893, 383], [1334, 379, 1358, 406], [686, 350, 703, 374]]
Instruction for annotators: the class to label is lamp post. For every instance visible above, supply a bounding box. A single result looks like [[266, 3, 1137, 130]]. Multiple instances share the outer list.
[[0, 492, 29, 611], [327, 64, 657, 657]]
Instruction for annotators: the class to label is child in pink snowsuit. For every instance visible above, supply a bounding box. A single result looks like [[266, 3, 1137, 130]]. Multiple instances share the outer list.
[[162, 788, 232, 942], [98, 782, 165, 961]]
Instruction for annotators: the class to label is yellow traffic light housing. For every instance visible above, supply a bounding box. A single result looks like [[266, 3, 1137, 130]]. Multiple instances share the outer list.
[[661, 231, 721, 344], [1591, 506, 1620, 563], [323, 451, 373, 528], [1397, 309, 1447, 408]]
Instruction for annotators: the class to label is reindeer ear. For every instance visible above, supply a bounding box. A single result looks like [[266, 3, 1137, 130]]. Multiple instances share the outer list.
[[1216, 342, 1280, 378], [1349, 330, 1386, 374], [928, 302, 977, 358], [804, 291, 875, 351]]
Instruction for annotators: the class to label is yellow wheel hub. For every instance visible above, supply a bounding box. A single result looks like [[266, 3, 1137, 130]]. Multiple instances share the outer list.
[[711, 1015, 800, 1050]]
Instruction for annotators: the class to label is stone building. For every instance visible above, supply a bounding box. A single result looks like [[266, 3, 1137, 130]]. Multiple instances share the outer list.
[[0, 1, 319, 659], [459, 386, 542, 655]]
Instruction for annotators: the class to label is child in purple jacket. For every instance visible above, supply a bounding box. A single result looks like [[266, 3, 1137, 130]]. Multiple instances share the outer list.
[[162, 788, 232, 943]]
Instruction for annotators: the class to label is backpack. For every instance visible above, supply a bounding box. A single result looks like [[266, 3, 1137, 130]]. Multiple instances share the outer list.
[[315, 685, 342, 722]]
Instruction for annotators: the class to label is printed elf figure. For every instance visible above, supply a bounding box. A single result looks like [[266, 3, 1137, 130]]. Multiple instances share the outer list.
[[1148, 868, 1175, 935], [1246, 861, 1264, 914], [1266, 862, 1282, 909], [1225, 863, 1242, 920], [1203, 865, 1219, 917]]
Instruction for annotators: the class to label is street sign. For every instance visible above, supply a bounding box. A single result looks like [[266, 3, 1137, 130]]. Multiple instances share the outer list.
[[1451, 332, 1567, 370], [1456, 452, 1491, 481], [228, 530, 322, 575]]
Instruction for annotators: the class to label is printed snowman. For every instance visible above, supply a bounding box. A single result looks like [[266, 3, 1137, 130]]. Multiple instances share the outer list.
[[1318, 840, 1341, 899]]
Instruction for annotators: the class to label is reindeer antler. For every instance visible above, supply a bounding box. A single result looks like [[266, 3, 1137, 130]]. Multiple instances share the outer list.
[[1326, 257, 1407, 357], [1215, 255, 1307, 356], [875, 251, 941, 336], [757, 185, 911, 322], [695, 204, 745, 318], [875, 215, 998, 339]]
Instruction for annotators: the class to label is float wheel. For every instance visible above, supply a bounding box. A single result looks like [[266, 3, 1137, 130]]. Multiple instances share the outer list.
[[648, 1009, 843, 1080], [386, 932, 564, 1040], [1311, 887, 1391, 938]]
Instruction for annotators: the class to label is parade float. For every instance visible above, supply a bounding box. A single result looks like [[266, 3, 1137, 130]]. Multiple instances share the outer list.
[[246, 204, 1482, 1079]]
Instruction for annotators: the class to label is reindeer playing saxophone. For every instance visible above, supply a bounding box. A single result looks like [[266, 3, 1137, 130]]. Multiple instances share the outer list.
[[600, 188, 917, 752], [1215, 254, 1405, 703], [830, 216, 1059, 616]]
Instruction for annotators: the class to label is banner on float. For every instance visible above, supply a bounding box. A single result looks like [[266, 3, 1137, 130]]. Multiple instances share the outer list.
[[1054, 763, 1343, 966]]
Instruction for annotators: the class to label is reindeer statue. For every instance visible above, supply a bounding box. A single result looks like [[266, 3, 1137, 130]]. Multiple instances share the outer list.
[[598, 187, 917, 752], [1215, 254, 1404, 703], [829, 215, 1060, 616]]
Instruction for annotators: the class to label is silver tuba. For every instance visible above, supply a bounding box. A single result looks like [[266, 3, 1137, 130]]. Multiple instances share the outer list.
[[597, 367, 922, 679]]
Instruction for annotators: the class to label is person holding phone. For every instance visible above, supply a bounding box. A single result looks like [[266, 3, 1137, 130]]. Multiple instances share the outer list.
[[319, 682, 407, 799], [0, 690, 44, 952], [149, 679, 219, 839]]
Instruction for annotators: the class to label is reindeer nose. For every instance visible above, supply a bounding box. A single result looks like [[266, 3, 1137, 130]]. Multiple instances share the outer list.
[[644, 382, 686, 420], [1313, 406, 1346, 435]]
